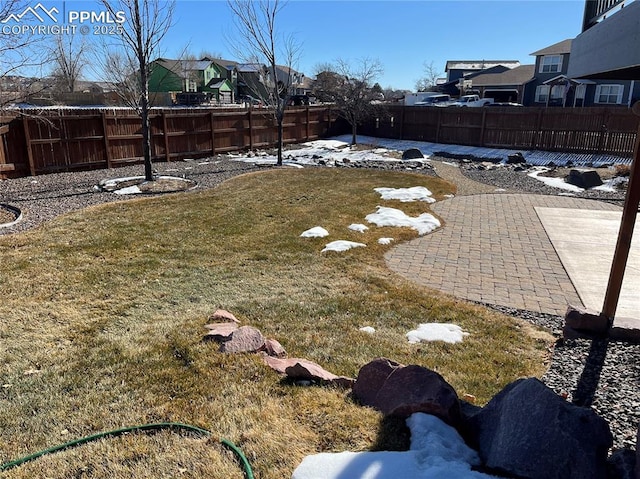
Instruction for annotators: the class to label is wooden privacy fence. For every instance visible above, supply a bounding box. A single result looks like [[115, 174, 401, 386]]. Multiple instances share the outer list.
[[361, 105, 639, 158], [0, 106, 346, 179]]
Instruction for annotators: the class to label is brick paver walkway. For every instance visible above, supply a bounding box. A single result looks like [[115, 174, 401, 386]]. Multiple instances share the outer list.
[[385, 193, 621, 316]]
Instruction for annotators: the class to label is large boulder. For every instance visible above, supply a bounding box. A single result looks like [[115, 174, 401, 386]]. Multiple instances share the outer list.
[[467, 378, 612, 479], [565, 169, 603, 189], [353, 360, 460, 425], [402, 148, 424, 160], [353, 358, 404, 408]]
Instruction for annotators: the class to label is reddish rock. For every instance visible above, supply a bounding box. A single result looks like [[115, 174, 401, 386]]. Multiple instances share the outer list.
[[375, 365, 460, 424], [353, 358, 404, 408], [263, 356, 354, 388], [203, 322, 238, 342], [261, 338, 287, 358], [219, 326, 265, 353], [209, 309, 240, 323]]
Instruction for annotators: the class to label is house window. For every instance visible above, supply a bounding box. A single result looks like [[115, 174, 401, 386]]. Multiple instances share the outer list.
[[535, 85, 550, 103], [540, 55, 562, 73], [575, 84, 586, 99], [595, 84, 623, 104]]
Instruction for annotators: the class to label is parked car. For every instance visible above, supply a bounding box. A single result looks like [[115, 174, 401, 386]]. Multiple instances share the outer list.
[[486, 102, 524, 107], [414, 94, 452, 106], [238, 95, 262, 106], [452, 94, 494, 107]]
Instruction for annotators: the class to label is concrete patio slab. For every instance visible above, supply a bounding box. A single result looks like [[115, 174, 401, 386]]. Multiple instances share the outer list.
[[535, 207, 640, 325]]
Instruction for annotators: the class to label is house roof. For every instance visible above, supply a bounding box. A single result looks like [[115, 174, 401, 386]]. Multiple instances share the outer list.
[[208, 58, 239, 70], [543, 74, 596, 85], [445, 60, 520, 71], [530, 39, 573, 56], [468, 65, 536, 86], [155, 58, 214, 77]]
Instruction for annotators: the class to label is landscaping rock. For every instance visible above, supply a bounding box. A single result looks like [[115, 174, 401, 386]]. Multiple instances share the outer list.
[[564, 304, 610, 337], [203, 322, 238, 341], [353, 357, 404, 408], [607, 448, 636, 479], [354, 360, 460, 425], [506, 152, 526, 164], [402, 148, 424, 160], [566, 169, 604, 189], [208, 309, 240, 323], [467, 377, 612, 479], [219, 326, 265, 353], [261, 338, 287, 358], [374, 365, 461, 424], [262, 356, 354, 388]]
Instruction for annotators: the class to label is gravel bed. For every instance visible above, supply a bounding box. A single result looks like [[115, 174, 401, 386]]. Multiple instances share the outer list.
[[1, 154, 637, 457], [459, 161, 627, 203], [0, 157, 260, 235], [485, 304, 639, 454]]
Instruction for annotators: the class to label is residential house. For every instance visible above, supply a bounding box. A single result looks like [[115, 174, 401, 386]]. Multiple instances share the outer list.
[[468, 65, 536, 103], [568, 0, 640, 80], [207, 58, 239, 103], [529, 38, 639, 107], [148, 58, 234, 104], [444, 60, 521, 83]]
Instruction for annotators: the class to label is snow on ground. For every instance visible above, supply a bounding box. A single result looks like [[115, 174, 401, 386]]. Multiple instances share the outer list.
[[349, 223, 369, 233], [291, 413, 499, 479], [378, 237, 394, 245], [527, 168, 584, 193], [406, 323, 470, 344], [300, 226, 329, 238], [366, 206, 441, 236], [359, 326, 376, 334], [374, 186, 436, 203], [321, 240, 366, 253]]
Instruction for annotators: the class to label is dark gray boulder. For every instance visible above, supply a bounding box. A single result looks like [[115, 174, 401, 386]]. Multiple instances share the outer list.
[[402, 148, 424, 160], [566, 169, 604, 189], [467, 378, 612, 479]]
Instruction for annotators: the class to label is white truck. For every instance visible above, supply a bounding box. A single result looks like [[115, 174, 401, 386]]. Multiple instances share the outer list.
[[453, 94, 494, 107]]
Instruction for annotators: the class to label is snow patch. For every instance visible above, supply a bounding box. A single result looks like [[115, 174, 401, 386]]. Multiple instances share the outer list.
[[374, 186, 436, 203], [300, 226, 329, 238], [366, 206, 441, 236], [321, 240, 366, 253], [406, 323, 469, 344]]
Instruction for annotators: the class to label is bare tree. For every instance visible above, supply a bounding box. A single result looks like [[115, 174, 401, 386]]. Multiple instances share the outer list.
[[0, 0, 47, 108], [49, 35, 89, 93], [322, 58, 384, 145], [415, 61, 442, 92], [227, 0, 300, 166], [100, 0, 175, 181]]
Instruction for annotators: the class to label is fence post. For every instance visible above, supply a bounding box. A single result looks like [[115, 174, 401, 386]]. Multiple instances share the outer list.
[[162, 111, 170, 162], [597, 109, 610, 153], [399, 105, 405, 140], [480, 109, 487, 147], [248, 108, 253, 150], [210, 111, 216, 156], [306, 105, 310, 141], [21, 115, 36, 176], [532, 108, 544, 150], [435, 107, 442, 143], [101, 111, 112, 169]]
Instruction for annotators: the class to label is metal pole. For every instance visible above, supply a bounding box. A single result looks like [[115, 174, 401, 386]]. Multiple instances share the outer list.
[[601, 101, 640, 322]]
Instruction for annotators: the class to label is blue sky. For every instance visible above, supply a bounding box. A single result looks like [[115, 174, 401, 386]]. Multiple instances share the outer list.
[[7, 0, 585, 90], [162, 0, 586, 90]]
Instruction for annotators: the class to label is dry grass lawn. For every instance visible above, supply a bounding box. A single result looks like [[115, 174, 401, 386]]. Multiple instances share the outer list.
[[0, 168, 553, 478]]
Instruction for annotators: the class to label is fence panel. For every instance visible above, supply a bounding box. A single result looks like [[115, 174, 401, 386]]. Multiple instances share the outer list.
[[364, 105, 638, 158]]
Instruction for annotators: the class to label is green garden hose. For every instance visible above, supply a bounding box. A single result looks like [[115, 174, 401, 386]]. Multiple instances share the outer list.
[[0, 422, 254, 479]]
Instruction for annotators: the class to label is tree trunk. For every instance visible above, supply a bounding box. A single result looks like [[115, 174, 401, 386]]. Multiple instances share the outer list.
[[140, 94, 153, 181], [277, 113, 284, 166]]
